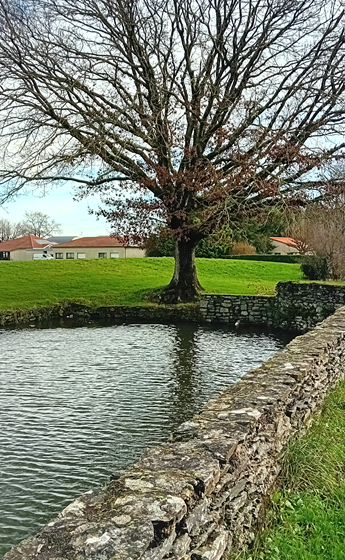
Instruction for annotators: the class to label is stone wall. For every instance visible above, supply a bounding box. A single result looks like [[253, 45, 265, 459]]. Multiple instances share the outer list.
[[5, 306, 345, 560], [200, 282, 345, 331]]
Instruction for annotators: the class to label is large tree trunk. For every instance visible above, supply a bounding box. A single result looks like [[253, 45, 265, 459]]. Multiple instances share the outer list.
[[160, 238, 203, 303]]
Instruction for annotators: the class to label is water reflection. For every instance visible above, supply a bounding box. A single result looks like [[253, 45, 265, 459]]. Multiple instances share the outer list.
[[168, 323, 203, 429], [0, 322, 294, 557]]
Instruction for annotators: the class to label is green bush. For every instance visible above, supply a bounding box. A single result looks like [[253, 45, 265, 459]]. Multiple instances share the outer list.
[[301, 256, 330, 280], [145, 232, 175, 257], [195, 238, 231, 258]]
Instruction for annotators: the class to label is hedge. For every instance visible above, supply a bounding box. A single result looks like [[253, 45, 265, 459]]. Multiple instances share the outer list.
[[223, 254, 302, 263]]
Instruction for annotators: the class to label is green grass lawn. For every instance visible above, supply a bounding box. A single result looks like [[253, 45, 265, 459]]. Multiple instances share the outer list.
[[0, 257, 303, 310], [235, 380, 345, 560]]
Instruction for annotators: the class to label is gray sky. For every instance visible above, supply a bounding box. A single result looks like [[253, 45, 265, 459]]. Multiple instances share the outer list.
[[0, 187, 110, 237]]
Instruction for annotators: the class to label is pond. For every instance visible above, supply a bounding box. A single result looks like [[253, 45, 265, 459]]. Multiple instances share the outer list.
[[0, 322, 294, 556]]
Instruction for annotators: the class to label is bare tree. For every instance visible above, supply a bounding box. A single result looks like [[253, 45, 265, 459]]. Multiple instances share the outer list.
[[290, 201, 345, 279], [0, 217, 14, 241], [16, 211, 62, 238], [0, 0, 344, 300]]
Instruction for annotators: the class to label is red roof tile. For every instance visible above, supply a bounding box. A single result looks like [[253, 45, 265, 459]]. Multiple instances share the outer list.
[[270, 237, 298, 248], [0, 235, 55, 251], [54, 236, 131, 248]]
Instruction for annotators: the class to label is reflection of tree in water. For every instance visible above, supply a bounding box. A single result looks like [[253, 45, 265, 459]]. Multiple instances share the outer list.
[[167, 323, 205, 431], [166, 323, 295, 434]]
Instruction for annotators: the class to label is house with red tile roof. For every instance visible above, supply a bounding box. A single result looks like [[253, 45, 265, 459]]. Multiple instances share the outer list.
[[52, 236, 145, 260], [0, 235, 56, 261], [270, 237, 299, 255]]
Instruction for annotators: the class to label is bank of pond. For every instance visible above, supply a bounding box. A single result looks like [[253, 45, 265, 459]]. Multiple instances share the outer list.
[[236, 380, 345, 560]]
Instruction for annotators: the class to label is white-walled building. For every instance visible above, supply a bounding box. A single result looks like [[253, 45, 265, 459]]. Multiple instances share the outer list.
[[52, 236, 145, 259], [270, 237, 299, 255], [0, 235, 56, 261]]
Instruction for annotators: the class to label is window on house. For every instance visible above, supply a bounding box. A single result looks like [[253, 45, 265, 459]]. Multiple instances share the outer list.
[[55, 253, 63, 259], [77, 253, 86, 259], [98, 252, 107, 258], [110, 252, 120, 258], [66, 252, 75, 259]]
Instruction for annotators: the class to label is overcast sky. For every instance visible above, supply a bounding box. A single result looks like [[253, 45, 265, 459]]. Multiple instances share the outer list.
[[0, 186, 110, 237]]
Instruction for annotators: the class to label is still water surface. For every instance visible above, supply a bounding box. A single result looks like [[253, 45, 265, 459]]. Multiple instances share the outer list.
[[0, 322, 293, 556]]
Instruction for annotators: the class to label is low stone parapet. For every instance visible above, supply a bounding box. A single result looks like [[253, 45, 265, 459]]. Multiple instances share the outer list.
[[200, 282, 345, 331], [5, 306, 345, 560]]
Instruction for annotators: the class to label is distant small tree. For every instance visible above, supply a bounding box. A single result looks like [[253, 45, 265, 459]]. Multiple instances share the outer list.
[[17, 211, 62, 238], [289, 202, 345, 279], [195, 230, 233, 258], [145, 229, 175, 257], [229, 208, 290, 253], [0, 217, 14, 241]]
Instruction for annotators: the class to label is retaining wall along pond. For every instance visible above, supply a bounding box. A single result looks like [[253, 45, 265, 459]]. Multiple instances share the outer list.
[[4, 304, 345, 560], [200, 282, 345, 332]]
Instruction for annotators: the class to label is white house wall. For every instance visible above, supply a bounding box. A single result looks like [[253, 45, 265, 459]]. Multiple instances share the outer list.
[[271, 240, 298, 255], [10, 249, 54, 261], [53, 246, 145, 259], [125, 247, 146, 258]]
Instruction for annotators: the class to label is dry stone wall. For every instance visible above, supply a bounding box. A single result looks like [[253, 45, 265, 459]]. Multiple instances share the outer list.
[[5, 306, 345, 560], [200, 282, 345, 331]]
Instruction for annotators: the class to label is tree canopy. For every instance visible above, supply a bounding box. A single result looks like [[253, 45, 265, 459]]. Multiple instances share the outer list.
[[0, 0, 344, 299]]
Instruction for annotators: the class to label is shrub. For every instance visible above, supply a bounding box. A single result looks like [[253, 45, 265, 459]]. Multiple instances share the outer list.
[[232, 241, 256, 255], [195, 238, 232, 258], [301, 256, 330, 280], [145, 231, 175, 257]]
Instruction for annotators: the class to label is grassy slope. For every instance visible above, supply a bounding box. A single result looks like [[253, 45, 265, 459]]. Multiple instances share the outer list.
[[0, 257, 303, 310], [235, 380, 345, 560]]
